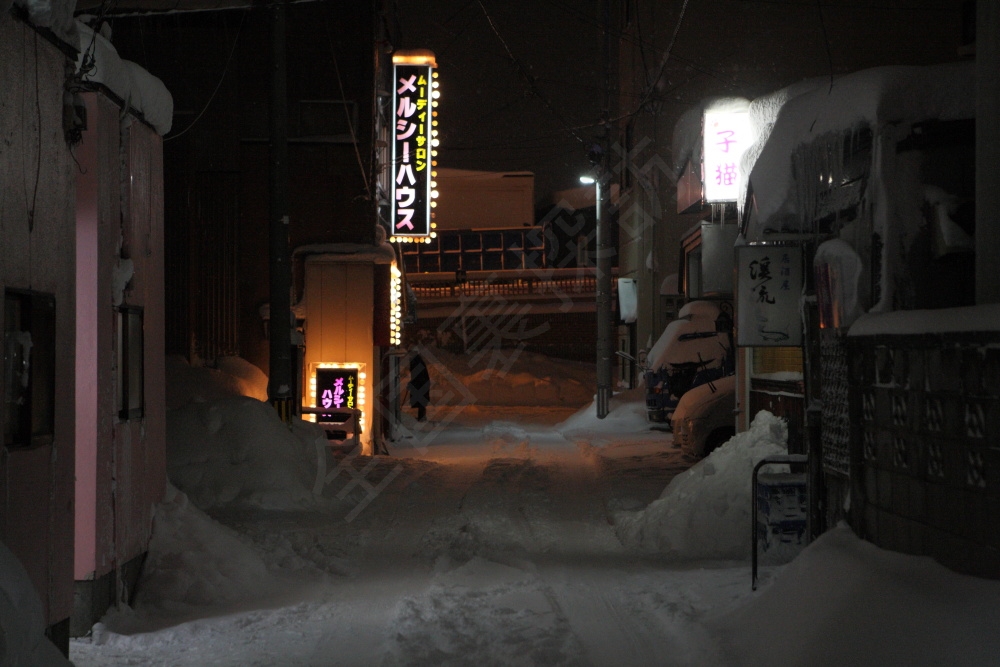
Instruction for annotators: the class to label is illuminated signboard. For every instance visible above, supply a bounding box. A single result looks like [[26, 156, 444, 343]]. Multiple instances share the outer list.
[[390, 51, 439, 243], [736, 244, 803, 347], [703, 110, 753, 203], [315, 367, 359, 415]]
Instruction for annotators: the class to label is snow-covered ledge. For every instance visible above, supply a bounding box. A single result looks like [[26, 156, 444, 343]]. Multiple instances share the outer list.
[[848, 304, 1000, 337]]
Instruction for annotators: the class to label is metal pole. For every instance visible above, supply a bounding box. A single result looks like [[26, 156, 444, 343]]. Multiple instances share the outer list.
[[977, 0, 1000, 305], [268, 0, 294, 421], [595, 0, 613, 419], [596, 177, 613, 418]]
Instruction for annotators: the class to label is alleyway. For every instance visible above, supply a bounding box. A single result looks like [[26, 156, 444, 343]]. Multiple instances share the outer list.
[[70, 405, 754, 666], [67, 388, 1000, 667]]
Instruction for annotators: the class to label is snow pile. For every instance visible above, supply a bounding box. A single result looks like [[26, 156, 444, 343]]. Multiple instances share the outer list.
[[713, 523, 1000, 666], [420, 345, 594, 407], [616, 410, 788, 560], [167, 396, 330, 511], [0, 540, 72, 666], [166, 354, 268, 410], [130, 485, 283, 613], [556, 386, 650, 437]]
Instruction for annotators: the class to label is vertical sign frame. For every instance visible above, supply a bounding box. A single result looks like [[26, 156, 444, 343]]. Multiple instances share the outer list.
[[736, 243, 804, 347], [390, 51, 439, 243]]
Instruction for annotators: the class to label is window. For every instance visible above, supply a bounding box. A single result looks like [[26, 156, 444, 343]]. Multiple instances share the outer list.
[[117, 306, 144, 420], [3, 290, 56, 449]]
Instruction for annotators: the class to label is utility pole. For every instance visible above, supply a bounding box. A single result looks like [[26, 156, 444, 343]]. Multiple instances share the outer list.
[[268, 0, 294, 421], [978, 0, 1000, 305], [595, 0, 614, 418]]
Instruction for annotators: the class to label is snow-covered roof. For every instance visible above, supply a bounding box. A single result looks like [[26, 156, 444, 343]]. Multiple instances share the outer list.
[[747, 62, 975, 233], [75, 20, 174, 135], [11, 0, 175, 135]]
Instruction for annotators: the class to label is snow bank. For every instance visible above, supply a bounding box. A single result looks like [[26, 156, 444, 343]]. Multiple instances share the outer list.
[[166, 354, 268, 410], [420, 345, 595, 407], [0, 540, 71, 666], [616, 410, 788, 560], [167, 396, 330, 511], [556, 386, 650, 437], [713, 524, 1000, 666], [131, 485, 282, 613]]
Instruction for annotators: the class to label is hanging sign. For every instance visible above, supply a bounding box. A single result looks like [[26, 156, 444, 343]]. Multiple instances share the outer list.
[[391, 51, 438, 242], [736, 244, 803, 346], [703, 110, 753, 203]]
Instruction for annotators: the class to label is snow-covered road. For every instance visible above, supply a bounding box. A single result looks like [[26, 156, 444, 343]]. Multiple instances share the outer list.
[[71, 406, 751, 666], [66, 352, 1000, 667]]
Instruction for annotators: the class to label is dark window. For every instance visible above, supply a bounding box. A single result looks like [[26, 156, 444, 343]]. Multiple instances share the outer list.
[[117, 306, 144, 420], [3, 290, 56, 449]]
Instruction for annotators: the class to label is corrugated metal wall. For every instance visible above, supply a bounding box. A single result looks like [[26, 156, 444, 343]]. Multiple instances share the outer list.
[[191, 172, 241, 361]]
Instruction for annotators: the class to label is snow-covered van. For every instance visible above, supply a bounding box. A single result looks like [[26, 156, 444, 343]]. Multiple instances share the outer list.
[[644, 300, 734, 423]]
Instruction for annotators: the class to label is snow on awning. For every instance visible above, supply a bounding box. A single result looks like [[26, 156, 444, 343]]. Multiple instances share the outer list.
[[745, 62, 975, 238]]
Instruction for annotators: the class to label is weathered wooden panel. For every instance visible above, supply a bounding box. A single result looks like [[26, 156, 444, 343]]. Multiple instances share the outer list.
[[0, 15, 77, 627]]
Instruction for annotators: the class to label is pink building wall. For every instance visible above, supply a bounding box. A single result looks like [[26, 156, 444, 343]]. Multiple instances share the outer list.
[[0, 16, 78, 628], [74, 92, 167, 583]]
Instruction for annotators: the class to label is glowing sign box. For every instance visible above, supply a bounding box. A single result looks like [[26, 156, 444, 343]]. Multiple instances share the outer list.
[[391, 53, 438, 240], [703, 110, 753, 203], [315, 367, 359, 417]]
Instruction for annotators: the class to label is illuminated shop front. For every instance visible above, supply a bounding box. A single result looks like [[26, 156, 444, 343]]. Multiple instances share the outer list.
[[295, 246, 396, 452]]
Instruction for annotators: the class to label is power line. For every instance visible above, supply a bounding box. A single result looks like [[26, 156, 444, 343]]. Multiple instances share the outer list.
[[164, 9, 246, 141], [475, 0, 589, 147]]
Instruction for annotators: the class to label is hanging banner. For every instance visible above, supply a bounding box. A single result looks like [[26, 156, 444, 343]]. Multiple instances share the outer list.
[[736, 244, 803, 346], [391, 51, 438, 241]]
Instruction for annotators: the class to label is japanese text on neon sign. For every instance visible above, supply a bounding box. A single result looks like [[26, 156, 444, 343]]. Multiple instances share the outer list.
[[392, 64, 433, 237], [316, 368, 358, 412], [703, 110, 752, 203]]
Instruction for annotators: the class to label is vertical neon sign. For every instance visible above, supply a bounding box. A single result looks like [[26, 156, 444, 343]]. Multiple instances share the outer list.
[[390, 50, 439, 244], [703, 109, 753, 203]]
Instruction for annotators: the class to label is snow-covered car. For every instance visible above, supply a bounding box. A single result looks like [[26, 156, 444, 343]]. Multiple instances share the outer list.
[[670, 374, 736, 457], [644, 300, 734, 423]]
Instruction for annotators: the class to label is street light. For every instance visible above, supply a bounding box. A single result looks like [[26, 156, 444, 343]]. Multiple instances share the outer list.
[[580, 173, 612, 419]]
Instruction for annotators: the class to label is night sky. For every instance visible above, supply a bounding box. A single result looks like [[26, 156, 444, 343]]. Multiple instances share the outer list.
[[391, 0, 967, 206], [395, 0, 606, 205]]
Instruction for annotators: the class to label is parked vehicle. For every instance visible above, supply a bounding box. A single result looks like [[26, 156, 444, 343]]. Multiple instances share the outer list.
[[644, 301, 734, 424], [671, 375, 737, 457]]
